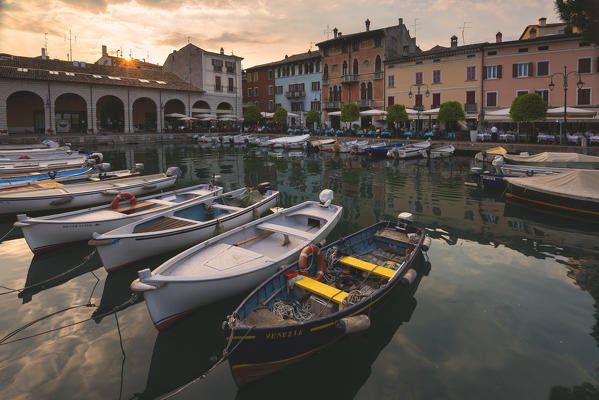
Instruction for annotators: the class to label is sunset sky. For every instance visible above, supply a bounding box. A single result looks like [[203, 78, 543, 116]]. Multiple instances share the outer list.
[[0, 0, 560, 68]]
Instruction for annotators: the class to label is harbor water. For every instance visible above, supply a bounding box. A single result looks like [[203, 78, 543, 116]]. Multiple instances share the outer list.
[[0, 143, 598, 399]]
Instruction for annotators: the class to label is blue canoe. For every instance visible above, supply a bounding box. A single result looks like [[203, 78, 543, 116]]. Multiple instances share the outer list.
[[224, 216, 431, 387]]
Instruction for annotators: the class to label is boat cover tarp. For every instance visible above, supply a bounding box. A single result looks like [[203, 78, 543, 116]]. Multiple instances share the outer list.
[[504, 152, 599, 164], [505, 170, 599, 203]]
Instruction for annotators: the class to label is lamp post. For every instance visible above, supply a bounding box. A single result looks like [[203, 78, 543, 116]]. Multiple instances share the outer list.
[[548, 66, 583, 143], [408, 83, 430, 133]]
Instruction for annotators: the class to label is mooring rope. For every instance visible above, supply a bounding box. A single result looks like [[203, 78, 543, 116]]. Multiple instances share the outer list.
[[0, 225, 16, 243]]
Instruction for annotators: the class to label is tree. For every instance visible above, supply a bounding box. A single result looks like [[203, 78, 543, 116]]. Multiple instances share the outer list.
[[305, 109, 320, 127], [341, 103, 360, 128], [243, 105, 261, 126], [273, 106, 288, 126], [555, 0, 599, 43], [386, 104, 409, 133], [510, 93, 548, 142], [438, 101, 465, 132]]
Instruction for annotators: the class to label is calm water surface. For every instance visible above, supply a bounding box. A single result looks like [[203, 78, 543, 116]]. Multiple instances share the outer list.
[[0, 143, 598, 400]]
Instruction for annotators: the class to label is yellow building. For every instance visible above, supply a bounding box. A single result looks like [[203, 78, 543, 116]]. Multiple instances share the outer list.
[[384, 36, 485, 127]]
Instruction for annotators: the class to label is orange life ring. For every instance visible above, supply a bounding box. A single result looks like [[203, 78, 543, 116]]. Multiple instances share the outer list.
[[111, 192, 136, 209], [298, 245, 325, 281], [18, 155, 31, 159]]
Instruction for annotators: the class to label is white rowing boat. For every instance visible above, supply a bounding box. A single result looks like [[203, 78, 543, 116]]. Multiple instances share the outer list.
[[91, 184, 279, 272], [387, 140, 430, 159], [0, 146, 72, 158], [130, 189, 342, 330], [0, 140, 60, 150], [428, 145, 455, 158], [268, 134, 310, 149], [15, 183, 221, 254], [0, 169, 180, 215], [0, 158, 96, 175]]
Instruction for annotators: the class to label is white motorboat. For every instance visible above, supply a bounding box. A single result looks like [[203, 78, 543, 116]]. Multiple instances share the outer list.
[[0, 146, 72, 159], [352, 140, 375, 154], [15, 183, 222, 254], [0, 140, 61, 150], [0, 167, 137, 191], [388, 141, 430, 159], [428, 145, 455, 158], [130, 189, 342, 330], [91, 184, 279, 272], [338, 140, 367, 153], [307, 139, 336, 151], [0, 156, 99, 175], [268, 134, 310, 149], [0, 169, 180, 215]]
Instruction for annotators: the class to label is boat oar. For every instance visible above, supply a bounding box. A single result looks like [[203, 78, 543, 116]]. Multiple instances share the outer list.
[[234, 230, 273, 246]]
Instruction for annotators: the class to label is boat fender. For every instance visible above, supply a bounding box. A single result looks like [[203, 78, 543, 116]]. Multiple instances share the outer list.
[[103, 189, 120, 196], [337, 315, 370, 335], [422, 236, 431, 252], [216, 220, 224, 234], [133, 163, 144, 172], [111, 192, 136, 209], [298, 245, 325, 281], [166, 166, 182, 178], [400, 269, 418, 287], [252, 208, 260, 220], [99, 162, 112, 172], [319, 189, 334, 208], [50, 196, 74, 206]]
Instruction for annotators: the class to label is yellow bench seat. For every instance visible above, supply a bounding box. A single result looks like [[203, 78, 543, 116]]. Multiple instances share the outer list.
[[294, 276, 348, 304], [339, 256, 396, 279]]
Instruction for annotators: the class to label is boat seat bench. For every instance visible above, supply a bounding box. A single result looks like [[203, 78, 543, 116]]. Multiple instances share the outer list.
[[114, 201, 168, 213], [135, 216, 196, 233], [256, 222, 312, 239], [294, 276, 348, 304], [339, 256, 396, 279]]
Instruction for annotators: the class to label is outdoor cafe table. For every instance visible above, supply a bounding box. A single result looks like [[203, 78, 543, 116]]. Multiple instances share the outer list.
[[537, 134, 556, 143], [477, 133, 492, 141], [499, 133, 515, 142]]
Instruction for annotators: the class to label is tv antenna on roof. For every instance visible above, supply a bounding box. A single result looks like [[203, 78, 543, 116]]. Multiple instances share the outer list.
[[44, 32, 49, 58], [64, 30, 77, 61], [412, 18, 419, 38], [457, 22, 471, 45], [323, 24, 332, 39]]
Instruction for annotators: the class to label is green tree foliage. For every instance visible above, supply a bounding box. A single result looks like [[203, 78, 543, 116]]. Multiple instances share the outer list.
[[555, 0, 599, 43], [438, 101, 465, 131], [273, 106, 288, 125], [341, 103, 360, 123], [509, 93, 548, 123], [386, 104, 409, 125], [305, 109, 320, 126], [243, 105, 261, 125]]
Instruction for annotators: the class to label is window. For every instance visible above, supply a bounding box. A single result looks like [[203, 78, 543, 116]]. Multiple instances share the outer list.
[[487, 51, 497, 56], [276, 85, 283, 94], [268, 69, 274, 80], [515, 63, 529, 77], [268, 101, 274, 111], [432, 70, 441, 84], [215, 76, 222, 91], [247, 73, 252, 83], [268, 85, 274, 95], [298, 64, 303, 75], [228, 78, 234, 92], [291, 102, 304, 112], [466, 66, 476, 81], [49, 70, 59, 75], [388, 75, 395, 88], [578, 58, 591, 74], [342, 61, 348, 76], [247, 88, 252, 97], [466, 91, 476, 104], [254, 101, 259, 107], [486, 92, 497, 107], [577, 88, 591, 105], [432, 93, 441, 107], [538, 45, 549, 51], [415, 94, 423, 107], [212, 59, 223, 72], [311, 81, 320, 91], [517, 90, 528, 96], [225, 61, 235, 73], [275, 103, 281, 109], [388, 96, 394, 106], [352, 59, 358, 75], [415, 72, 423, 85], [277, 68, 281, 78], [579, 42, 590, 47], [323, 64, 328, 79], [342, 43, 348, 54], [352, 40, 360, 51], [323, 47, 329, 57], [331, 64, 338, 73], [253, 71, 258, 81], [254, 87, 259, 97], [310, 101, 321, 111], [374, 37, 381, 48], [537, 61, 550, 76], [486, 65, 497, 79], [315, 61, 320, 73], [535, 89, 549, 104], [518, 48, 528, 53]]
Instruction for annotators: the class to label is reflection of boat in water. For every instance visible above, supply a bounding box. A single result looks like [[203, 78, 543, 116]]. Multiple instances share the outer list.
[[91, 267, 144, 323], [236, 253, 430, 398], [18, 244, 102, 303]]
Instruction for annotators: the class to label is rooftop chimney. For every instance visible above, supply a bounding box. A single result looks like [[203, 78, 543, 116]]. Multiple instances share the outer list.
[[338, 32, 342, 37], [41, 48, 46, 60], [102, 45, 107, 56], [496, 32, 502, 43], [365, 18, 371, 31], [539, 17, 547, 26], [333, 27, 338, 38], [398, 18, 403, 26], [220, 47, 224, 54], [450, 35, 458, 49]]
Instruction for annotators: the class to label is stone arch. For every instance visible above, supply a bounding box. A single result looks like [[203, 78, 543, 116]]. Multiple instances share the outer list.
[[352, 58, 359, 76], [55, 93, 87, 133], [132, 97, 157, 131], [7, 91, 45, 134], [192, 100, 211, 115], [216, 102, 233, 114], [96, 95, 124, 132]]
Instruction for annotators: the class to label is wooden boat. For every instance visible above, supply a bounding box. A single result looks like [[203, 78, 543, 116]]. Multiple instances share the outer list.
[[503, 152, 599, 167], [428, 144, 455, 158], [15, 183, 222, 254], [130, 189, 342, 330], [92, 184, 280, 272], [223, 212, 430, 386], [0, 158, 93, 175], [474, 146, 506, 163], [306, 139, 336, 152], [387, 141, 430, 159], [0, 166, 94, 185], [0, 170, 179, 215], [0, 169, 138, 191], [368, 142, 402, 157], [505, 170, 599, 216]]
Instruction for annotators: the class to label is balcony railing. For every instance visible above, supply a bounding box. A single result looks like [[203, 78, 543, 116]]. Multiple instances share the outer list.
[[227, 87, 235, 93], [323, 101, 343, 110], [374, 71, 383, 80], [412, 105, 424, 111], [214, 85, 223, 92], [213, 66, 223, 72], [465, 103, 478, 113], [357, 99, 375, 108], [431, 104, 440, 109], [341, 74, 359, 84], [322, 77, 329, 85], [285, 91, 305, 99]]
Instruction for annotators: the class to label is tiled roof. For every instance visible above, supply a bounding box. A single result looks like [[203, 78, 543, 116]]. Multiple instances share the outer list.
[[316, 28, 385, 47], [0, 54, 203, 92], [245, 50, 321, 71], [386, 42, 486, 63]]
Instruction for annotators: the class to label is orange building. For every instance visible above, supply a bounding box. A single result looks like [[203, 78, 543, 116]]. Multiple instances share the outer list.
[[316, 18, 419, 128]]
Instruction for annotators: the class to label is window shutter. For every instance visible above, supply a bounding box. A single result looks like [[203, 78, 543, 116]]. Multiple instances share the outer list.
[[528, 62, 534, 77], [497, 65, 502, 79], [512, 64, 517, 77], [483, 67, 487, 80]]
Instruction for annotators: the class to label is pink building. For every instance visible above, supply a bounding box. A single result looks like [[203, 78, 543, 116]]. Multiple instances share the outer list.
[[482, 32, 599, 113]]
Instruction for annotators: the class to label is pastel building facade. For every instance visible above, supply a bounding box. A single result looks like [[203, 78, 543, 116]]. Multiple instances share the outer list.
[[242, 63, 276, 112]]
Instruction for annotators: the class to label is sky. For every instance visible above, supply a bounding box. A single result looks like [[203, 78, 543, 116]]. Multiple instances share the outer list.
[[0, 0, 560, 68]]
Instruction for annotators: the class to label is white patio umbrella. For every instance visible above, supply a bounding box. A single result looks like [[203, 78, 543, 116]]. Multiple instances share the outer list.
[[165, 113, 186, 118], [328, 111, 342, 116], [547, 106, 597, 116], [287, 112, 300, 117], [359, 109, 386, 116], [261, 112, 274, 118], [178, 116, 199, 121], [192, 108, 211, 113]]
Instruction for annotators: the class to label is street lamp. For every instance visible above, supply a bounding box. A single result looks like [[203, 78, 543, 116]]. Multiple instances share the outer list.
[[548, 65, 583, 143], [408, 84, 430, 133]]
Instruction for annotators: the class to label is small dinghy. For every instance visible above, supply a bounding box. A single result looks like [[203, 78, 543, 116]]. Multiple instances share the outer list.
[[15, 183, 222, 254], [130, 189, 343, 330], [0, 157, 96, 175], [223, 212, 430, 386], [428, 144, 455, 158], [0, 145, 72, 159], [0, 169, 180, 215], [474, 146, 506, 163], [92, 184, 280, 272], [0, 140, 60, 150], [368, 142, 402, 157], [387, 141, 430, 159], [268, 134, 310, 149]]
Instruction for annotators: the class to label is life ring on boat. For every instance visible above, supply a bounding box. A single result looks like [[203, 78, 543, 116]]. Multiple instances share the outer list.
[[18, 155, 31, 159], [111, 192, 136, 209], [525, 170, 534, 177], [48, 170, 57, 179], [298, 245, 325, 281]]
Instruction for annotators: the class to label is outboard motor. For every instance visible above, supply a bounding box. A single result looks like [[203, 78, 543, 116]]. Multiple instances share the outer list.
[[98, 162, 111, 172], [470, 167, 483, 175], [166, 166, 182, 178], [256, 182, 272, 195], [87, 152, 103, 165], [491, 155, 505, 174], [396, 212, 413, 232], [319, 189, 334, 208], [133, 163, 145, 172]]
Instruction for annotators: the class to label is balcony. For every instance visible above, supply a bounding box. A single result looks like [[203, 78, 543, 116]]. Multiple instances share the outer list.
[[357, 99, 375, 108], [431, 104, 440, 109], [214, 85, 223, 92], [322, 77, 329, 85], [227, 86, 235, 93], [285, 91, 305, 99], [341, 74, 359, 84], [374, 71, 383, 80], [412, 105, 424, 111], [213, 66, 223, 72], [323, 101, 343, 110], [464, 103, 478, 113]]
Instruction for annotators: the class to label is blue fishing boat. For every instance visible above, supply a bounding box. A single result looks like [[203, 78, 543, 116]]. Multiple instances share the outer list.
[[367, 142, 402, 157], [222, 213, 431, 387]]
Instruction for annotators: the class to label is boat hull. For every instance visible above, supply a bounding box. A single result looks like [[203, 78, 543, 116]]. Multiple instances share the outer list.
[[506, 183, 599, 217]]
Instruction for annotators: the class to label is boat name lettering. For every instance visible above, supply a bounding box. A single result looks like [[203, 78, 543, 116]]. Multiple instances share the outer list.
[[265, 329, 303, 339], [62, 223, 96, 228]]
